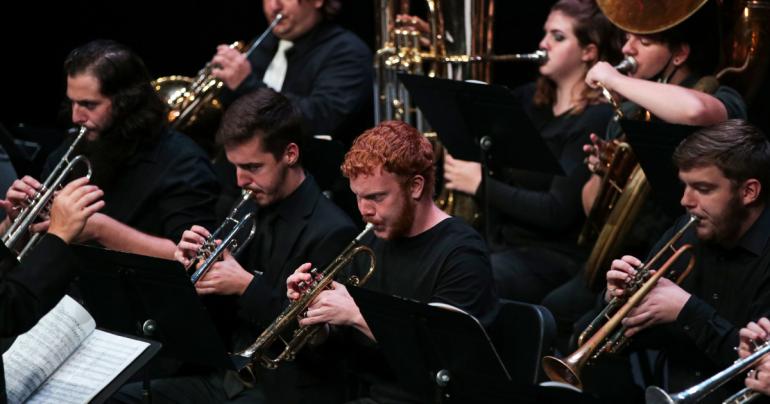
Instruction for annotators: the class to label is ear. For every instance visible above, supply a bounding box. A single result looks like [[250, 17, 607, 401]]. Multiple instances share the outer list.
[[581, 43, 598, 63], [284, 143, 300, 166], [671, 43, 691, 67], [409, 175, 425, 200], [740, 178, 761, 206]]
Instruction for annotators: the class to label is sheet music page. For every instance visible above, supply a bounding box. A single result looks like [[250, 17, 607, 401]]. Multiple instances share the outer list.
[[27, 329, 149, 404], [3, 295, 95, 404]]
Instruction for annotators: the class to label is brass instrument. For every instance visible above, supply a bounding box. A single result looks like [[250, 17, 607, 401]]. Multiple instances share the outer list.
[[233, 224, 376, 381], [154, 14, 283, 133], [374, 0, 546, 225], [542, 215, 699, 390], [646, 339, 770, 404], [2, 126, 92, 260], [189, 189, 256, 284]]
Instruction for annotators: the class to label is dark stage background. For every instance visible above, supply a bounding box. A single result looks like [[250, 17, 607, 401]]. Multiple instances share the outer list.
[[0, 1, 767, 142]]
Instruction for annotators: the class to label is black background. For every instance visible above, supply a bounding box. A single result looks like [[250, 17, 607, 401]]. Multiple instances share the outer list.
[[0, 1, 766, 134]]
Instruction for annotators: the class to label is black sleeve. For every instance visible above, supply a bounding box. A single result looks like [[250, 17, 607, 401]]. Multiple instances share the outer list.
[[0, 234, 77, 337], [156, 152, 220, 242], [714, 85, 748, 120]]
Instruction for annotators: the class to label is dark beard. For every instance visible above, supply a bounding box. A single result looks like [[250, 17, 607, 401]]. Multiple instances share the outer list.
[[70, 128, 143, 191], [713, 194, 749, 246]]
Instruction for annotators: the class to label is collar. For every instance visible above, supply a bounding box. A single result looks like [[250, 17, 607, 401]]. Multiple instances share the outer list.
[[260, 172, 320, 222], [284, 21, 335, 59]]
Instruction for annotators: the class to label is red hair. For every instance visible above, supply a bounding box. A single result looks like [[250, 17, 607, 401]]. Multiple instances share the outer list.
[[342, 121, 435, 194]]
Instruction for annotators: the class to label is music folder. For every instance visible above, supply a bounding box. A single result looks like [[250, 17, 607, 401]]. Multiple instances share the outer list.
[[397, 73, 564, 176], [72, 244, 234, 371], [621, 119, 702, 218]]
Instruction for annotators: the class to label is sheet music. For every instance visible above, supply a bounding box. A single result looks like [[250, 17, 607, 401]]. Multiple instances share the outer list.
[[4, 295, 94, 404], [27, 329, 149, 404]]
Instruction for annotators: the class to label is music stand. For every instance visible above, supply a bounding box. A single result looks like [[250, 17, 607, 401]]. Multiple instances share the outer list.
[[621, 119, 701, 218], [398, 74, 564, 238], [72, 245, 234, 371]]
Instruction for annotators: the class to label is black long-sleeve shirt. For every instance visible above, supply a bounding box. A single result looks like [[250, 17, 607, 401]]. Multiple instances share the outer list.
[[481, 83, 612, 258], [634, 208, 770, 402]]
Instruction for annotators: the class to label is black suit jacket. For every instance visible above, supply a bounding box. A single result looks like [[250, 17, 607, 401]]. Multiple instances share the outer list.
[[0, 235, 79, 402], [222, 21, 373, 144]]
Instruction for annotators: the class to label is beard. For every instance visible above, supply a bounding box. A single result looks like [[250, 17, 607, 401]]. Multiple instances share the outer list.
[[388, 189, 416, 240], [70, 126, 143, 191], [702, 194, 749, 245]]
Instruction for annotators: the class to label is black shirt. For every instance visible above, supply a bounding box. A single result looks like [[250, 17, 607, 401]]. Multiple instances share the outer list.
[[481, 83, 613, 259], [638, 208, 770, 401], [356, 217, 499, 403]]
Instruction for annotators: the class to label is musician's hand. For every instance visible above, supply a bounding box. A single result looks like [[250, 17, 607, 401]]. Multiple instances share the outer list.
[[210, 45, 252, 90], [738, 318, 770, 359], [175, 225, 212, 267], [47, 177, 105, 244], [605, 255, 641, 302], [443, 153, 482, 195], [1, 176, 43, 219], [195, 249, 252, 296], [299, 282, 362, 327], [395, 14, 431, 47], [745, 351, 770, 396], [286, 262, 314, 301], [582, 133, 606, 175], [621, 278, 690, 337], [585, 61, 622, 90]]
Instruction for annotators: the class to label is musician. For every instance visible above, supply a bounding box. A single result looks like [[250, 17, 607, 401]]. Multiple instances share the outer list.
[[115, 88, 357, 404], [738, 317, 770, 398], [441, 0, 623, 304], [0, 177, 104, 401], [3, 40, 219, 260], [604, 120, 770, 401], [286, 120, 499, 403], [211, 0, 371, 144]]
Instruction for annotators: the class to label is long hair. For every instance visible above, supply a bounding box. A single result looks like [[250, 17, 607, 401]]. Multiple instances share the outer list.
[[63, 39, 166, 188], [533, 0, 624, 114]]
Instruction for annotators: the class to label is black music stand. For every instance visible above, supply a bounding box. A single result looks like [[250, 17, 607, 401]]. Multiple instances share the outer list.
[[621, 119, 701, 218], [348, 287, 600, 404], [398, 74, 564, 238], [72, 245, 234, 400]]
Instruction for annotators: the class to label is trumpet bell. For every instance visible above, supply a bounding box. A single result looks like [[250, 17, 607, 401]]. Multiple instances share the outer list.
[[645, 386, 677, 404], [542, 355, 583, 391]]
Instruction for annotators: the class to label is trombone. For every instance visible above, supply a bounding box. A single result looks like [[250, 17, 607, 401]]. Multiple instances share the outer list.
[[233, 223, 376, 382], [646, 340, 770, 404], [542, 215, 699, 390], [189, 189, 256, 284], [2, 126, 92, 260]]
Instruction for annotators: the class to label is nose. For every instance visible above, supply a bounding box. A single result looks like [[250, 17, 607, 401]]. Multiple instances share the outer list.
[[357, 198, 375, 218], [680, 187, 696, 210], [235, 168, 250, 189], [71, 103, 86, 125], [538, 34, 549, 51], [621, 37, 636, 57], [266, 0, 282, 14]]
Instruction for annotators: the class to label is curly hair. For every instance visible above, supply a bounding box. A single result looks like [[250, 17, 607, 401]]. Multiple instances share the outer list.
[[674, 119, 770, 203], [533, 0, 625, 114], [341, 121, 435, 196]]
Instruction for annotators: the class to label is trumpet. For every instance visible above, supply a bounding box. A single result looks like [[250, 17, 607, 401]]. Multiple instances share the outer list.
[[2, 126, 92, 260], [189, 189, 256, 284], [233, 223, 376, 382], [542, 215, 699, 390], [646, 340, 770, 404]]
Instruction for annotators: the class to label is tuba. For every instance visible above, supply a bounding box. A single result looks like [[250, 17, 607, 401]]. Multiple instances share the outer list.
[[188, 189, 257, 284], [2, 126, 92, 260], [153, 14, 283, 136], [374, 0, 546, 226], [542, 215, 698, 390], [233, 224, 376, 381]]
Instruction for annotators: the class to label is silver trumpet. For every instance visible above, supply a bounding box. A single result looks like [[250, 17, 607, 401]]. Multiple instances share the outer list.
[[189, 189, 257, 283], [2, 126, 92, 260], [646, 340, 770, 404], [597, 56, 638, 118]]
